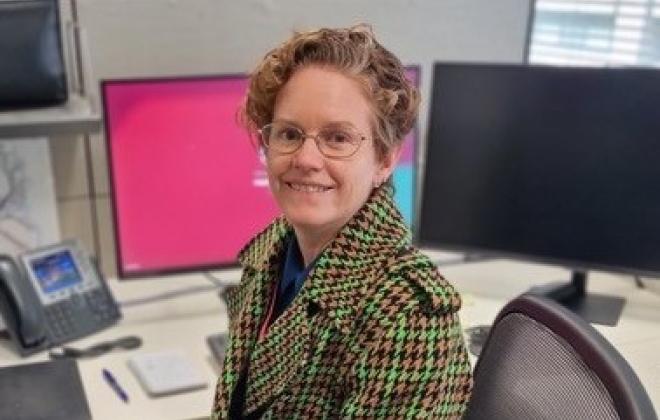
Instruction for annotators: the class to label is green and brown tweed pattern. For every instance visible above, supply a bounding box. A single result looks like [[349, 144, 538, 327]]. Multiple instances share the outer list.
[[211, 186, 472, 419]]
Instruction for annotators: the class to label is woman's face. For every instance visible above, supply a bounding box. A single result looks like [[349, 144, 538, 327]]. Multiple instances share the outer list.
[[265, 66, 399, 237]]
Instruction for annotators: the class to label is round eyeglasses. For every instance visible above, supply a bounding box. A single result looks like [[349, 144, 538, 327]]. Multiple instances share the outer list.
[[259, 122, 367, 158]]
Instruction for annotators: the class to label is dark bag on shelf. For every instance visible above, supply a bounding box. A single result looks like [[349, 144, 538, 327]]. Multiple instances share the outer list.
[[0, 0, 68, 110]]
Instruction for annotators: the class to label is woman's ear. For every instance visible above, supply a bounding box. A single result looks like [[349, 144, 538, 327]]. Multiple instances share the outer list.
[[374, 145, 403, 187]]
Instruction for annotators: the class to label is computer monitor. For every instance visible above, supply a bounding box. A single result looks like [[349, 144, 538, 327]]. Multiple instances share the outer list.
[[103, 75, 278, 277], [419, 62, 660, 325], [394, 65, 420, 228], [103, 68, 420, 278]]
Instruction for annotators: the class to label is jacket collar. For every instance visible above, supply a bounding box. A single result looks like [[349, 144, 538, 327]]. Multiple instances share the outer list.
[[237, 185, 411, 333]]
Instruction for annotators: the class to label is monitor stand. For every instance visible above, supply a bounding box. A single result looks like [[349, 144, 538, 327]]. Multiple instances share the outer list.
[[529, 270, 625, 326]]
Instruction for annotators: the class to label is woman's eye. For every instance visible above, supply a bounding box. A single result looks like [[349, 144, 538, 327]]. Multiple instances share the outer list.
[[325, 130, 351, 144], [278, 127, 300, 141]]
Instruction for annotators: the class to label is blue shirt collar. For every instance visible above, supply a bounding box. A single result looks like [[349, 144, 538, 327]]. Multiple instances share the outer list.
[[276, 234, 315, 317]]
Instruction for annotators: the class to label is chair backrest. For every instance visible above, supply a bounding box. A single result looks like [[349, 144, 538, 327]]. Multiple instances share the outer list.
[[464, 293, 657, 420]]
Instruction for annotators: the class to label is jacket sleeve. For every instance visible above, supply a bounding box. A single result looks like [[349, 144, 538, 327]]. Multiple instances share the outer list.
[[339, 307, 473, 419]]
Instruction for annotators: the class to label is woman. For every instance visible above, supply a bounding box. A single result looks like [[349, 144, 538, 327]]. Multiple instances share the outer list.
[[212, 24, 472, 419]]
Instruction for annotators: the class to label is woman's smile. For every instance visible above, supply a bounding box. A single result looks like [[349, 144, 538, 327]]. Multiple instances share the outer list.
[[285, 181, 333, 193]]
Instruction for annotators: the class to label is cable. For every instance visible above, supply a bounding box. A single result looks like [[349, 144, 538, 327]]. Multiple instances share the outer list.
[[202, 271, 234, 288], [49, 335, 142, 359], [117, 272, 238, 308], [435, 257, 471, 267], [118, 284, 220, 308]]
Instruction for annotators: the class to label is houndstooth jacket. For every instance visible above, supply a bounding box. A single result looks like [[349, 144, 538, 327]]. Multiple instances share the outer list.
[[211, 186, 473, 419]]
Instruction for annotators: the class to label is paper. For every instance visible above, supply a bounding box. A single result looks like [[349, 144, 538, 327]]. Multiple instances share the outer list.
[[0, 138, 60, 256]]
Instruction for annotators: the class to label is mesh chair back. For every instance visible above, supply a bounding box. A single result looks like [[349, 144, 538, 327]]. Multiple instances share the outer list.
[[465, 293, 657, 420]]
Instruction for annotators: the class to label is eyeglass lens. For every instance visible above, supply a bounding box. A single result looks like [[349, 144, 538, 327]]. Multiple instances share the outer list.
[[262, 122, 362, 157]]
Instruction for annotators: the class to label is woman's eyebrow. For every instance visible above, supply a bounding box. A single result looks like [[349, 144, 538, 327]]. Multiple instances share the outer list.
[[270, 118, 301, 127], [271, 118, 358, 130], [321, 121, 356, 128]]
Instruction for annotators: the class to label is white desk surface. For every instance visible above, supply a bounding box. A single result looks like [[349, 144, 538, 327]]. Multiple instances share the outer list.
[[1, 253, 658, 419]]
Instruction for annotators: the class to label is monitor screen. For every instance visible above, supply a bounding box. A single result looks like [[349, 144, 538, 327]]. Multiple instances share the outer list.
[[394, 66, 420, 227], [420, 63, 660, 277], [103, 68, 419, 278], [103, 75, 279, 277]]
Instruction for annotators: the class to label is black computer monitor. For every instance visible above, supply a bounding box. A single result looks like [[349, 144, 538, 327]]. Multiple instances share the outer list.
[[102, 68, 420, 278], [419, 62, 660, 325]]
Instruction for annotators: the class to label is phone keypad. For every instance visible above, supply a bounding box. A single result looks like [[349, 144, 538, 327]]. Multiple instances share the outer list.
[[44, 289, 120, 346], [85, 289, 120, 322], [44, 302, 77, 342]]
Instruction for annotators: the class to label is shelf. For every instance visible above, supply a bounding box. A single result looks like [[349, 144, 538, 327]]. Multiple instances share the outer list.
[[0, 94, 101, 138]]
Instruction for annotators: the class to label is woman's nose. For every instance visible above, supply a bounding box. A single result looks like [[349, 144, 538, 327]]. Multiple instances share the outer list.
[[291, 136, 324, 169]]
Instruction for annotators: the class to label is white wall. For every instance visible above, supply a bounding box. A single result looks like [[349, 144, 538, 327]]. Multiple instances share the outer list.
[[52, 0, 532, 276]]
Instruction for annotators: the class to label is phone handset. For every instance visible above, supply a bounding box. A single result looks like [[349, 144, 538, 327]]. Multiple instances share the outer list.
[[0, 256, 47, 350]]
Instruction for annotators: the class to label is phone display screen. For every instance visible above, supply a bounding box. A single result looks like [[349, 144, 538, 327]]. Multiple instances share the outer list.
[[30, 250, 83, 294]]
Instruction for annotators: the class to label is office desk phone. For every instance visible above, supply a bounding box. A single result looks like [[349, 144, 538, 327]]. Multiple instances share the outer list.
[[0, 240, 121, 357]]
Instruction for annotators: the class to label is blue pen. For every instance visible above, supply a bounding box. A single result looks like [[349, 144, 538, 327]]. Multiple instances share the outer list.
[[102, 368, 129, 403]]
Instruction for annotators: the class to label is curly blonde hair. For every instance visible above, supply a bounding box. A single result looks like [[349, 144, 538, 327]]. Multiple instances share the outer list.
[[240, 24, 420, 160]]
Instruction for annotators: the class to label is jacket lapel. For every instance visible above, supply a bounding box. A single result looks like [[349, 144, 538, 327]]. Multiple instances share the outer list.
[[218, 218, 289, 415]]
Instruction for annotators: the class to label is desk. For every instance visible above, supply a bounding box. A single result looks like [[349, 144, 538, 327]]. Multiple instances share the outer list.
[[0, 269, 240, 420], [439, 255, 660, 414], [1, 255, 658, 419]]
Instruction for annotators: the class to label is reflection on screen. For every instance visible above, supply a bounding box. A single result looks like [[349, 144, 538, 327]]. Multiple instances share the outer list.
[[31, 250, 82, 294]]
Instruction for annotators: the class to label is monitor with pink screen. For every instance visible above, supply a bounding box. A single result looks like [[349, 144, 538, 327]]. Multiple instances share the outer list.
[[103, 68, 419, 278]]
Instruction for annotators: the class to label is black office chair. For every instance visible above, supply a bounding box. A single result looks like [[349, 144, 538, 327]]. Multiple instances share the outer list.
[[464, 293, 657, 420]]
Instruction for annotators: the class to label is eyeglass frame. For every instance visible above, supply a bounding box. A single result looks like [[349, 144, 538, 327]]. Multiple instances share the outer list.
[[258, 121, 370, 159]]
